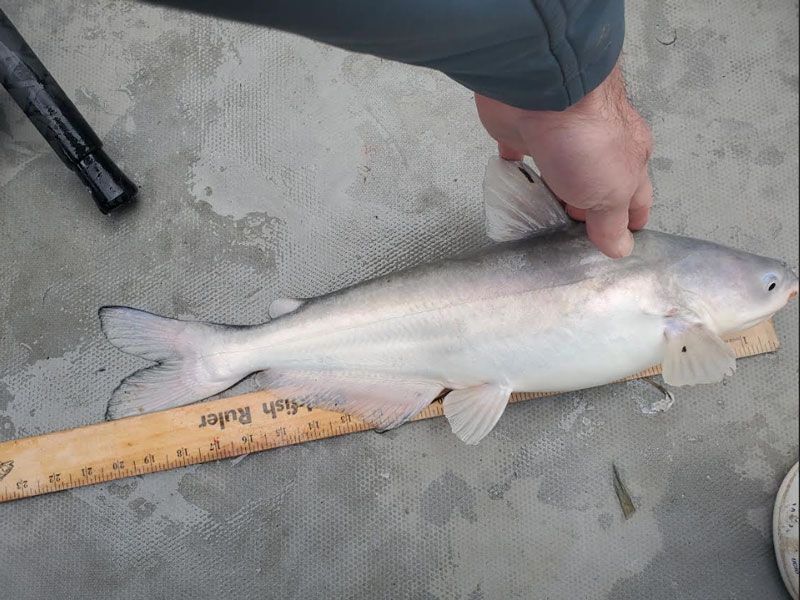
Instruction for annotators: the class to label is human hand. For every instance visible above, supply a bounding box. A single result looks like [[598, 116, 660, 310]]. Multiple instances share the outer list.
[[474, 65, 653, 258]]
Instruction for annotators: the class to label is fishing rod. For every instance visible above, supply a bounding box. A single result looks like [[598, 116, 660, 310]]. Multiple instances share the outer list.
[[0, 8, 137, 213]]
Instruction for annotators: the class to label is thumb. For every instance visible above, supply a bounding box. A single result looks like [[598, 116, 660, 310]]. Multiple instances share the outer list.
[[585, 204, 634, 258], [497, 142, 525, 161]]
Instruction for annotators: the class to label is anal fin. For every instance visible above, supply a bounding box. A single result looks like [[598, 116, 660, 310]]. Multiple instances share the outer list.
[[255, 370, 442, 431]]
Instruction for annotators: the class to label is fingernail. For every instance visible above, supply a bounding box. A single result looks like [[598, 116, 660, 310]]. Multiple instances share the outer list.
[[611, 231, 634, 258]]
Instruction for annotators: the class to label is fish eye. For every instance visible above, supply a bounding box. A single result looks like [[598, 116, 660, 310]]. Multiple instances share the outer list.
[[763, 273, 779, 292]]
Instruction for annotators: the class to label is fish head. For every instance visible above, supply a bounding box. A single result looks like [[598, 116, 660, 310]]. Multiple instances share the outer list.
[[672, 243, 798, 334]]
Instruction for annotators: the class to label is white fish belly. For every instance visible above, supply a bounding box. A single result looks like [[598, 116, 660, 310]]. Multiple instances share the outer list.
[[497, 312, 667, 392]]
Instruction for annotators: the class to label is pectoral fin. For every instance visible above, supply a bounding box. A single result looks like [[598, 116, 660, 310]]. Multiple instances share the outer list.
[[483, 157, 570, 242], [443, 383, 512, 445], [662, 320, 736, 386]]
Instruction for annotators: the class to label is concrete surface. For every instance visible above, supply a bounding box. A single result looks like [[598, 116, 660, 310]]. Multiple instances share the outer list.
[[0, 1, 797, 598]]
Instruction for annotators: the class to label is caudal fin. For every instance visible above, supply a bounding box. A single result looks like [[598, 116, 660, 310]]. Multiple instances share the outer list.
[[99, 307, 246, 420]]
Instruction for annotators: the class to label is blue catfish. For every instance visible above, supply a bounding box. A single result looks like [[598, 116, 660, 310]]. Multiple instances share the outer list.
[[100, 159, 798, 443]]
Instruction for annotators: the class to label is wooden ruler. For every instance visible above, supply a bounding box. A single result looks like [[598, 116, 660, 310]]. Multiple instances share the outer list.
[[0, 320, 780, 503]]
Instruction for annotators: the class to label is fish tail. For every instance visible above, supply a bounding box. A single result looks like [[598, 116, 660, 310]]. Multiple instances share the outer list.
[[99, 306, 246, 420]]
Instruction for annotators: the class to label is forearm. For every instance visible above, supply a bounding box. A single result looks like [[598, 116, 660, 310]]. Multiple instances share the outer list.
[[140, 0, 624, 111]]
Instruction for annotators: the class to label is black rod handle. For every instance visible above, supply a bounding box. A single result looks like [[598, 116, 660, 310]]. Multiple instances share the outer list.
[[0, 9, 136, 213]]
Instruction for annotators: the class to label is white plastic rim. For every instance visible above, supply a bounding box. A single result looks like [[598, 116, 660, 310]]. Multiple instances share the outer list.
[[774, 461, 799, 600]]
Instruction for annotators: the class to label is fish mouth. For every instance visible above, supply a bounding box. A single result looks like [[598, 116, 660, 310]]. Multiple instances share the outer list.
[[784, 269, 798, 302]]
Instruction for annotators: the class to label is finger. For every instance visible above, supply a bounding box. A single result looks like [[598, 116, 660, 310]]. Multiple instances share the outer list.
[[497, 142, 525, 161], [565, 205, 587, 222], [628, 174, 653, 231], [585, 204, 634, 259]]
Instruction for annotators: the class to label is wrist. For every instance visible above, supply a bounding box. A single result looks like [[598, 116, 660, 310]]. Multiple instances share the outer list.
[[520, 65, 626, 131]]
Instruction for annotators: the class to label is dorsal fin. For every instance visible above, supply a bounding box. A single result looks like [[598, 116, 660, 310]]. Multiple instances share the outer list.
[[483, 157, 570, 242]]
